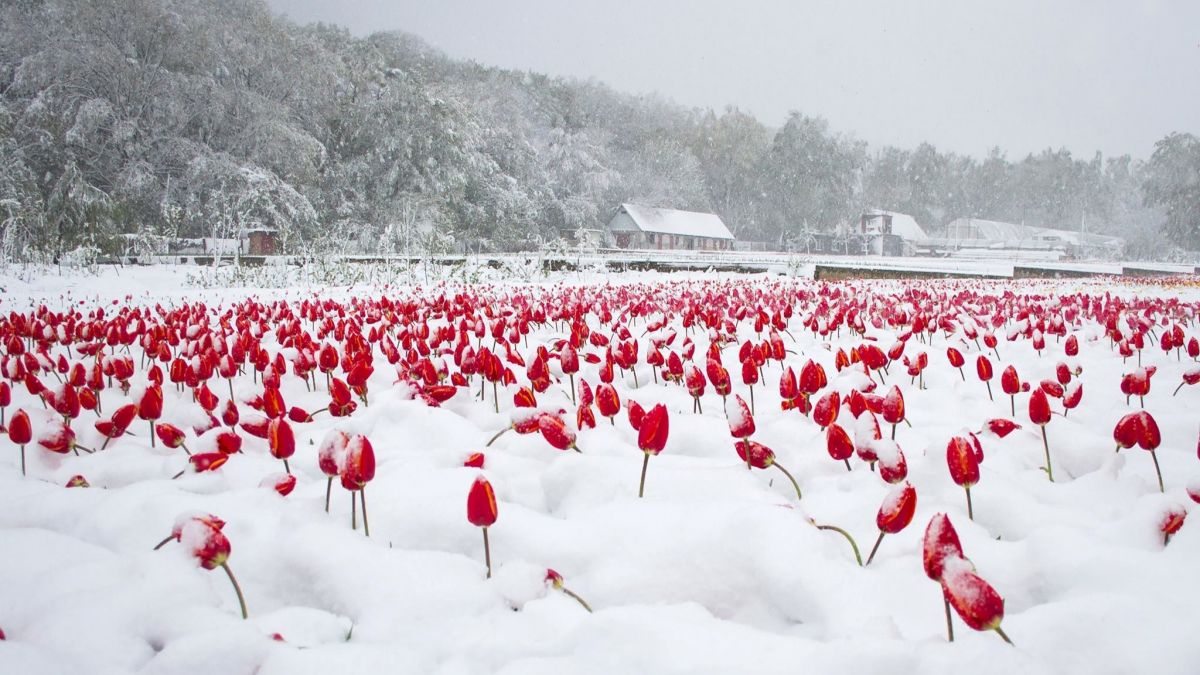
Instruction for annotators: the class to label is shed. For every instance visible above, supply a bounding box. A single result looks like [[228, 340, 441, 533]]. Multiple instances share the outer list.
[[246, 227, 278, 256], [606, 203, 735, 251]]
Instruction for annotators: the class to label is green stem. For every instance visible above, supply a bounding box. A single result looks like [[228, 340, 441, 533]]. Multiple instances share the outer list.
[[994, 625, 1014, 646], [351, 490, 358, 530], [153, 534, 174, 550], [561, 587, 593, 613], [865, 531, 886, 566], [283, 458, 291, 475], [20, 444, 26, 477], [325, 476, 332, 512], [773, 462, 802, 500], [482, 526, 492, 579], [638, 452, 651, 498], [944, 596, 955, 642], [1040, 426, 1054, 483], [221, 562, 249, 619], [815, 523, 863, 566], [360, 486, 370, 537], [1150, 449, 1165, 493], [486, 426, 510, 447], [965, 485, 974, 520]]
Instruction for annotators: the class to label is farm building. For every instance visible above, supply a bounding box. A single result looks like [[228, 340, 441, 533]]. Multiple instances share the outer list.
[[606, 203, 735, 251], [940, 218, 1124, 260]]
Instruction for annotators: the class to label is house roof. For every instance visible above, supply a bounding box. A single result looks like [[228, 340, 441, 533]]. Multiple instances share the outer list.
[[947, 218, 1123, 249], [608, 203, 735, 240], [869, 210, 929, 241]]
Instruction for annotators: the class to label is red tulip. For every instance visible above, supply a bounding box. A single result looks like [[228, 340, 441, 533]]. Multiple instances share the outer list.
[[215, 430, 242, 455], [636, 404, 669, 498], [467, 475, 498, 578], [826, 423, 854, 470], [156, 423, 189, 453], [982, 418, 1021, 439], [876, 441, 907, 484], [942, 558, 1012, 644], [340, 434, 376, 535], [9, 409, 31, 475], [976, 355, 994, 400], [881, 385, 905, 438], [544, 568, 593, 612], [946, 347, 966, 380], [947, 436, 981, 519], [596, 383, 620, 423], [267, 418, 296, 473], [922, 513, 964, 581], [725, 393, 755, 441], [177, 516, 248, 619], [866, 481, 917, 565], [1161, 505, 1187, 545], [812, 390, 840, 429], [464, 452, 485, 468], [262, 473, 297, 496], [538, 414, 580, 452], [735, 439, 803, 500]]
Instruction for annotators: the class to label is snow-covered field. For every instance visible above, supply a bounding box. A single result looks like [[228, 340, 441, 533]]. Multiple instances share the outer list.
[[1, 264, 1199, 675]]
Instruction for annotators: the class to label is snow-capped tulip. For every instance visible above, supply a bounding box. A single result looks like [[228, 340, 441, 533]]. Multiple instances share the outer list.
[[467, 475, 498, 578], [261, 473, 297, 496], [866, 482, 917, 565], [812, 390, 840, 429], [735, 439, 803, 499], [66, 474, 90, 488], [725, 393, 755, 444], [875, 440, 907, 484], [538, 414, 580, 453], [881, 385, 905, 439], [318, 429, 350, 512], [947, 436, 981, 519], [922, 513, 964, 582], [341, 434, 376, 535], [544, 568, 593, 612], [1161, 505, 1186, 545], [178, 516, 248, 619], [982, 418, 1021, 439], [941, 558, 1012, 644]]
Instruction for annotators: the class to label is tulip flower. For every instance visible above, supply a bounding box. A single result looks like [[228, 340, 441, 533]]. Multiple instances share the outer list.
[[544, 568, 593, 612], [464, 452, 485, 468], [826, 422, 854, 471], [1115, 411, 1164, 492], [467, 475, 498, 578], [947, 436, 980, 519], [976, 355, 994, 400], [138, 385, 163, 447], [596, 383, 620, 425], [172, 452, 229, 479], [0, 380, 9, 427], [684, 364, 706, 413], [66, 474, 90, 488], [812, 390, 840, 429], [881, 385, 905, 440], [156, 423, 190, 454], [1174, 368, 1200, 396], [538, 414, 581, 453], [261, 472, 297, 496], [637, 404, 668, 498], [982, 418, 1021, 439], [725, 394, 756, 469], [267, 418, 296, 474], [866, 481, 917, 565], [177, 515, 248, 619], [946, 346, 966, 381], [941, 557, 1013, 645], [735, 439, 802, 500], [1029, 388, 1054, 482], [875, 440, 907, 484], [318, 429, 350, 512], [340, 434, 376, 536], [923, 513, 965, 641], [1161, 505, 1186, 545], [8, 409, 31, 475]]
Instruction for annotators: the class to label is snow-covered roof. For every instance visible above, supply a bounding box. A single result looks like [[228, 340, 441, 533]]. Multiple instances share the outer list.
[[946, 218, 1123, 249], [869, 210, 928, 241], [609, 204, 735, 240]]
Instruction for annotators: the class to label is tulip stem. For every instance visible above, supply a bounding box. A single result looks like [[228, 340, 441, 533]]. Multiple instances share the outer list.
[[773, 462, 802, 500], [965, 485, 974, 520], [814, 523, 863, 566], [638, 452, 651, 498], [561, 587, 593, 613], [1149, 449, 1165, 493], [221, 562, 249, 619], [171, 469, 186, 479], [351, 491, 357, 530], [843, 458, 852, 471], [149, 421, 156, 447], [749, 386, 755, 415], [865, 531, 886, 566], [568, 373, 576, 404], [943, 596, 955, 642], [1040, 426, 1054, 482], [325, 476, 333, 512], [485, 426, 510, 447], [482, 526, 492, 579], [153, 534, 174, 550], [985, 381, 993, 401], [994, 626, 1014, 646], [19, 444, 26, 476], [360, 487, 370, 537], [283, 459, 291, 475]]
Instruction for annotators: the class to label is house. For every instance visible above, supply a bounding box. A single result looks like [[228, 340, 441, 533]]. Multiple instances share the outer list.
[[605, 203, 735, 251], [943, 218, 1123, 259], [836, 210, 929, 256], [246, 227, 278, 255]]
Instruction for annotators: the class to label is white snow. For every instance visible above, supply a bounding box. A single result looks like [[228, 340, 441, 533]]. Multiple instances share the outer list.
[[0, 264, 1199, 675]]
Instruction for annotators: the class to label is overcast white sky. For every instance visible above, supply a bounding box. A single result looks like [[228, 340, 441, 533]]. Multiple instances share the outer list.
[[265, 0, 1199, 159]]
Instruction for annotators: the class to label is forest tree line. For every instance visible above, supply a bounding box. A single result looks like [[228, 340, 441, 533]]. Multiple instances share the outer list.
[[1, 0, 1197, 261]]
